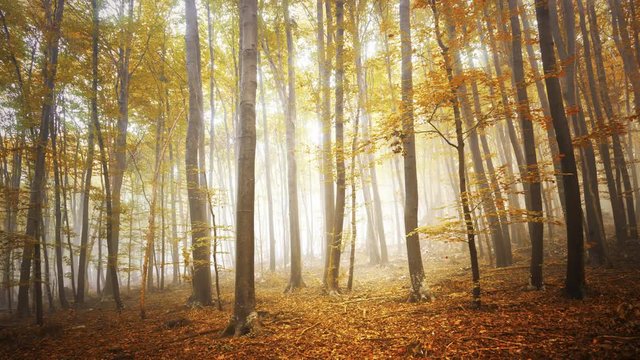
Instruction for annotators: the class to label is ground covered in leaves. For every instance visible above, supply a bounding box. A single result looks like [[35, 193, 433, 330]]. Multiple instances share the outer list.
[[1, 248, 640, 359]]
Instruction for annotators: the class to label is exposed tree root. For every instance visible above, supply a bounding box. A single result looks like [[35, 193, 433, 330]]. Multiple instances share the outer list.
[[406, 286, 434, 303], [284, 280, 306, 294], [221, 311, 263, 337]]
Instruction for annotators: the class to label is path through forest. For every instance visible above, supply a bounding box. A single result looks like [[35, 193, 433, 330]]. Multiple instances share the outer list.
[[1, 247, 640, 359]]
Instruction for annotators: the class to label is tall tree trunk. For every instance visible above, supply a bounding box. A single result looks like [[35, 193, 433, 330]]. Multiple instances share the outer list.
[[50, 112, 67, 308], [318, 0, 335, 285], [1, 135, 22, 310], [223, 0, 259, 336], [401, 0, 425, 302], [169, 144, 180, 284], [467, 54, 511, 261], [519, 0, 565, 222], [447, 18, 509, 268], [258, 55, 276, 272], [41, 206, 54, 311], [0, 11, 26, 310], [347, 105, 360, 292], [184, 0, 212, 306], [481, 3, 528, 251], [59, 112, 76, 299], [508, 0, 544, 288], [551, 0, 607, 264], [206, 0, 216, 200], [351, 0, 388, 265], [104, 0, 133, 297], [284, 0, 304, 292], [431, 1, 480, 307], [327, 0, 346, 294], [17, 0, 65, 322], [608, 0, 640, 113], [76, 119, 94, 305], [585, 0, 629, 245], [535, 0, 585, 299], [91, 0, 122, 310], [377, 1, 405, 255], [358, 158, 380, 265]]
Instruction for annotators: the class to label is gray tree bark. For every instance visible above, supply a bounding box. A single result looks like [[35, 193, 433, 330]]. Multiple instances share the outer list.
[[508, 0, 544, 288], [401, 0, 425, 301], [535, 0, 585, 299], [327, 0, 346, 294], [283, 0, 304, 291], [223, 0, 259, 336], [185, 0, 212, 306]]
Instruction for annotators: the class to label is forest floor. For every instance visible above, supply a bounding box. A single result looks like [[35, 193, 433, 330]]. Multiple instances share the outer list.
[[1, 244, 640, 359]]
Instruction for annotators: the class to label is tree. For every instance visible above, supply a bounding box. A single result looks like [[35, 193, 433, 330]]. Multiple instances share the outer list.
[[91, 0, 122, 310], [283, 0, 304, 292], [579, 0, 629, 250], [76, 111, 94, 305], [550, 0, 606, 266], [350, 0, 387, 266], [430, 0, 480, 307], [318, 0, 335, 285], [326, 0, 346, 294], [401, 0, 425, 302], [185, 0, 212, 306], [50, 107, 67, 308], [535, 0, 585, 299], [446, 11, 509, 268], [17, 0, 65, 323], [223, 0, 259, 336], [104, 0, 134, 297], [508, 0, 544, 288]]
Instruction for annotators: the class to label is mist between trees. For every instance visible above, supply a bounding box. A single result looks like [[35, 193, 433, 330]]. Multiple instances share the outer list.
[[0, 0, 639, 353]]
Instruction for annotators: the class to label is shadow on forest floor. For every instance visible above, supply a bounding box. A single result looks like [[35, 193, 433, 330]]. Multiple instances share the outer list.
[[1, 245, 640, 359]]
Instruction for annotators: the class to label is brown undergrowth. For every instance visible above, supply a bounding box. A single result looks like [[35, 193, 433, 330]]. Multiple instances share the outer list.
[[1, 249, 639, 359]]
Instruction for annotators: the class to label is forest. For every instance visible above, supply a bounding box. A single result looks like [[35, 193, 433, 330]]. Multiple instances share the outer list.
[[0, 0, 640, 357]]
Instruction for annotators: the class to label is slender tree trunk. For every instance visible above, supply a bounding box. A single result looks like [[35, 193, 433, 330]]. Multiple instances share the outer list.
[[206, 0, 216, 200], [258, 55, 276, 272], [401, 0, 425, 302], [127, 178, 134, 292], [318, 0, 335, 285], [351, 0, 388, 265], [97, 212, 102, 296], [169, 144, 180, 284], [105, 0, 134, 297], [347, 106, 360, 291], [431, 1, 480, 307], [509, 0, 544, 288], [184, 0, 212, 306], [468, 59, 510, 260], [481, 4, 527, 251], [50, 112, 67, 308], [518, 0, 565, 219], [535, 0, 585, 299], [608, 0, 640, 113], [1, 134, 22, 310], [585, 0, 629, 245], [358, 156, 380, 264], [17, 0, 65, 321], [76, 121, 94, 305], [41, 207, 54, 311], [223, 0, 259, 336], [447, 18, 509, 268], [378, 0, 406, 255], [59, 116, 76, 299], [91, 0, 122, 310], [552, 0, 607, 264], [283, 0, 304, 291], [325, 0, 346, 294]]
